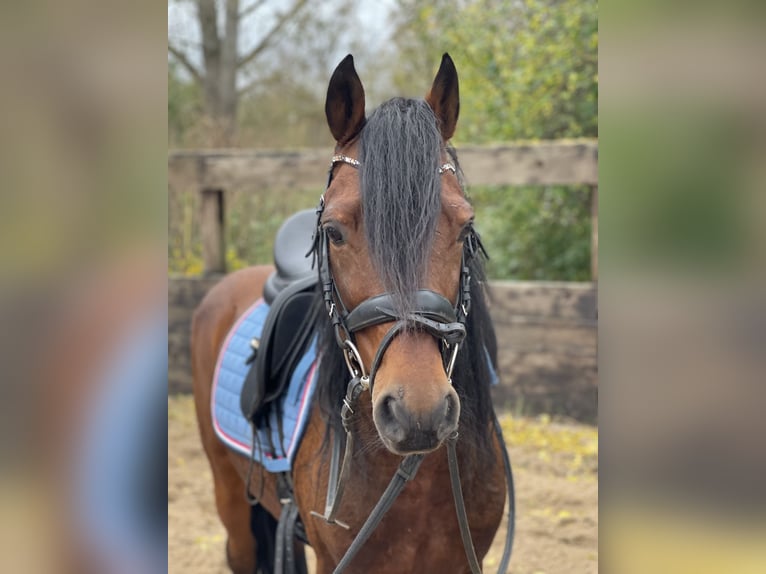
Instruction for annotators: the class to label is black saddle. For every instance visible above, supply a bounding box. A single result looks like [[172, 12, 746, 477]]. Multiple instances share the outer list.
[[240, 209, 319, 427], [262, 209, 318, 305]]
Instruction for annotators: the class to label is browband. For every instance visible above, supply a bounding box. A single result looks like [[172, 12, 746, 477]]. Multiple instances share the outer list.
[[331, 154, 455, 175]]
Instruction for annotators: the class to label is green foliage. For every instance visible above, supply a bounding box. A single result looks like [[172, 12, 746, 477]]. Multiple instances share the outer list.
[[470, 185, 592, 281], [236, 83, 333, 149], [168, 184, 321, 275], [389, 0, 597, 281], [168, 0, 598, 281], [168, 63, 203, 146], [394, 0, 597, 142], [224, 186, 321, 267]]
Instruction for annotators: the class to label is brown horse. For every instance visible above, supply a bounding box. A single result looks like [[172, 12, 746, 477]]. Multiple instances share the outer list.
[[192, 54, 511, 574]]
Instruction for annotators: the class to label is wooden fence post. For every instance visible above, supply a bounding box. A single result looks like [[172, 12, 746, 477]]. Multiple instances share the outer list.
[[200, 188, 225, 275], [590, 185, 598, 281]]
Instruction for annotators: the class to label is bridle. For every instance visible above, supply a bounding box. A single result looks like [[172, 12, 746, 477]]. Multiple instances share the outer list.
[[304, 153, 513, 574], [311, 154, 482, 390]]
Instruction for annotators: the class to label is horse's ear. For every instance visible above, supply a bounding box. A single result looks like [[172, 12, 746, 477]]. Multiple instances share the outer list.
[[426, 53, 460, 141], [325, 54, 366, 145]]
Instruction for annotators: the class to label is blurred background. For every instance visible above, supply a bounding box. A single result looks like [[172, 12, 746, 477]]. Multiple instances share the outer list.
[[167, 1, 599, 572], [167, 0, 600, 416], [0, 0, 762, 572], [167, 0, 597, 282]]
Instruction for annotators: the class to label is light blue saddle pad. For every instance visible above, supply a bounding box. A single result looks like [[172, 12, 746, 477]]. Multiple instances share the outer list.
[[211, 298, 319, 473]]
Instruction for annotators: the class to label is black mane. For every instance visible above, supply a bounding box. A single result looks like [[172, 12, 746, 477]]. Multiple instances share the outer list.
[[313, 98, 497, 467]]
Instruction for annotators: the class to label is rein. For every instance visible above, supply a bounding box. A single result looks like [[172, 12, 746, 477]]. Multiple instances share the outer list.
[[298, 154, 514, 573]]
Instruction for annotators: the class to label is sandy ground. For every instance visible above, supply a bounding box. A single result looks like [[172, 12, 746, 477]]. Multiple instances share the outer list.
[[169, 395, 597, 573]]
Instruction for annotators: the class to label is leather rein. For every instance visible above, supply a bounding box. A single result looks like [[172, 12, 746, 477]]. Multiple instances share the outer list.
[[303, 154, 515, 573]]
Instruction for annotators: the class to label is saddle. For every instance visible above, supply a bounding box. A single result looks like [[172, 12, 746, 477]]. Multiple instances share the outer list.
[[240, 209, 319, 427]]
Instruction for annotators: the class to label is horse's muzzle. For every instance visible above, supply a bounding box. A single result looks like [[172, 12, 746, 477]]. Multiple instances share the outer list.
[[373, 388, 460, 454]]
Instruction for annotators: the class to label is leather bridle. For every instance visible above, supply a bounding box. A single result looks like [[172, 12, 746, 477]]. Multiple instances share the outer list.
[[303, 154, 514, 574], [310, 155, 482, 390]]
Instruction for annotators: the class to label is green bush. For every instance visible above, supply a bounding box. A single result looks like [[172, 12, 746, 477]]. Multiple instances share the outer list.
[[168, 185, 321, 275], [469, 184, 593, 281], [393, 0, 598, 143]]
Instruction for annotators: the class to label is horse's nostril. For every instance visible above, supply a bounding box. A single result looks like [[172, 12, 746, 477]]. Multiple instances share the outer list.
[[376, 394, 401, 429], [373, 389, 461, 454], [437, 393, 460, 440], [445, 393, 458, 418]]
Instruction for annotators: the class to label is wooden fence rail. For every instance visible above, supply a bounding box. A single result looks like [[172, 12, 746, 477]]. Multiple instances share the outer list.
[[168, 140, 599, 277]]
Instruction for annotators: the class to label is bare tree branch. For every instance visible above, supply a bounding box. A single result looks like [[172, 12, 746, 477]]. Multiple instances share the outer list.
[[168, 44, 204, 85], [168, 35, 202, 52], [236, 0, 309, 70], [239, 0, 268, 21]]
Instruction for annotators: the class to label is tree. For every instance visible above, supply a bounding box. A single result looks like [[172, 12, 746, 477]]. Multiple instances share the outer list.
[[168, 0, 310, 145], [168, 63, 203, 146]]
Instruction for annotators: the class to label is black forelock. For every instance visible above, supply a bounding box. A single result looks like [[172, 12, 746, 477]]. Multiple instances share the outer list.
[[358, 98, 443, 317]]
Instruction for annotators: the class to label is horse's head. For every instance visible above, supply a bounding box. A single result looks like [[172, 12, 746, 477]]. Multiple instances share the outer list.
[[319, 54, 477, 456]]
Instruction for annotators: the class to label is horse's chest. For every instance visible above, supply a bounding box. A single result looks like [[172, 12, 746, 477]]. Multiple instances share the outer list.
[[311, 456, 505, 573]]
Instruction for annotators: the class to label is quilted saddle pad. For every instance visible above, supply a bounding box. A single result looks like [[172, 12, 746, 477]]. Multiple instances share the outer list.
[[211, 298, 318, 473]]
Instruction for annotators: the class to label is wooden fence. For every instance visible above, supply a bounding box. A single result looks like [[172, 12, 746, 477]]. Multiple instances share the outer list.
[[168, 140, 599, 278], [168, 140, 598, 421]]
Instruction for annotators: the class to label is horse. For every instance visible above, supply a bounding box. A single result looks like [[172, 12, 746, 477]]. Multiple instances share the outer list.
[[192, 53, 513, 574]]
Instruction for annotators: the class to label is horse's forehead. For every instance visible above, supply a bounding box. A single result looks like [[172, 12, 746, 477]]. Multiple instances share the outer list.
[[328, 135, 469, 226], [326, 170, 469, 226], [324, 165, 361, 222]]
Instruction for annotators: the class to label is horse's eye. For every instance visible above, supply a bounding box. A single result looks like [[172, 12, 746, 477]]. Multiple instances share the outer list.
[[324, 225, 345, 245]]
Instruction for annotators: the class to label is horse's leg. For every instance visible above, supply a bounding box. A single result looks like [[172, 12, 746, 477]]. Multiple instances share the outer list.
[[193, 329, 260, 570], [191, 267, 284, 573], [200, 435, 284, 574], [212, 444, 258, 573], [191, 278, 261, 574]]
